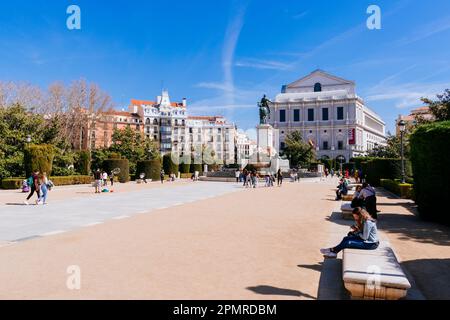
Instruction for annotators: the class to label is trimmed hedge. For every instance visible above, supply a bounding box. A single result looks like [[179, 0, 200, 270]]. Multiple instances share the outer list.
[[24, 144, 55, 177], [380, 179, 414, 199], [363, 158, 412, 186], [410, 121, 450, 225], [76, 151, 91, 175], [1, 176, 92, 190], [162, 154, 179, 175], [0, 178, 24, 190], [102, 159, 130, 183], [136, 160, 161, 181]]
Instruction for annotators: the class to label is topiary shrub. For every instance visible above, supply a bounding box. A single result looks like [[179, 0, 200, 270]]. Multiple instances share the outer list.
[[24, 144, 55, 177], [190, 163, 203, 174], [162, 154, 179, 175], [76, 151, 91, 175], [410, 121, 450, 225], [103, 159, 130, 183], [136, 160, 161, 181]]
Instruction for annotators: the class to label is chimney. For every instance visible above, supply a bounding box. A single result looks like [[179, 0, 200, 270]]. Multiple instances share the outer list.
[[182, 98, 187, 107]]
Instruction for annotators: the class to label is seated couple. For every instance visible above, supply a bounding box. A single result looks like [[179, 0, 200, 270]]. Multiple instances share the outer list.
[[321, 207, 379, 258]]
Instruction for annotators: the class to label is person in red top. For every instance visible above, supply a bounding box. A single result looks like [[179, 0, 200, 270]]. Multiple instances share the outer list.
[[345, 169, 350, 179], [24, 171, 40, 205]]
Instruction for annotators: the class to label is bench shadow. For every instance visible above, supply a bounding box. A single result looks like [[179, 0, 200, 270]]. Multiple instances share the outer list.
[[401, 258, 450, 300], [325, 212, 354, 227], [246, 285, 316, 299], [5, 203, 31, 206]]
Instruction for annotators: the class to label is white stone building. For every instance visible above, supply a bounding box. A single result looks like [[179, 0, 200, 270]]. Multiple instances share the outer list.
[[268, 70, 386, 163], [184, 116, 236, 165], [235, 131, 257, 163], [130, 90, 237, 164]]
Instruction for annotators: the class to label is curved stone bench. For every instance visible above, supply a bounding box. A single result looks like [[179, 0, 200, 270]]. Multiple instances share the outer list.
[[341, 202, 354, 220], [343, 242, 411, 300]]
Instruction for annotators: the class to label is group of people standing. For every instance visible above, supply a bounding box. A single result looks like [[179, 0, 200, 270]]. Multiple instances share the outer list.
[[23, 171, 53, 205], [93, 169, 115, 194], [236, 169, 284, 189]]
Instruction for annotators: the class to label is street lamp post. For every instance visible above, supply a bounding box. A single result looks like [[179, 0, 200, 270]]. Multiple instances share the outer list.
[[398, 120, 406, 184]]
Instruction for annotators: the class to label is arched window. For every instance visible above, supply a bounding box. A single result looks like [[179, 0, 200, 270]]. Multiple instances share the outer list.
[[153, 119, 159, 125], [146, 118, 151, 125], [314, 83, 322, 92]]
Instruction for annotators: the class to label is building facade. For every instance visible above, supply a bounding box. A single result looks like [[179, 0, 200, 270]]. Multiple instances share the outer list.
[[396, 106, 434, 136], [130, 90, 238, 164], [73, 109, 144, 151], [235, 132, 257, 162], [268, 70, 386, 163]]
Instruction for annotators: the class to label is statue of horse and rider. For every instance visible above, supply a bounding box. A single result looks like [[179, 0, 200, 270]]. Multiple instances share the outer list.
[[258, 95, 271, 125]]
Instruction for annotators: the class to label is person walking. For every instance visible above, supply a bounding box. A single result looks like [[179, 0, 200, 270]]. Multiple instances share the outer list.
[[102, 171, 108, 187], [160, 170, 165, 184], [235, 169, 240, 183], [277, 169, 283, 187], [94, 169, 102, 194], [24, 170, 40, 205], [38, 172, 50, 205], [109, 171, 114, 186]]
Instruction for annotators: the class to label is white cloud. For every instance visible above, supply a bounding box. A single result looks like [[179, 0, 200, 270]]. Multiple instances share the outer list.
[[366, 82, 450, 109], [396, 15, 450, 46], [292, 11, 308, 20], [235, 58, 292, 71]]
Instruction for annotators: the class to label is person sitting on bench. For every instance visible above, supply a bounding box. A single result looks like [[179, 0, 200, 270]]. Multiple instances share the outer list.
[[335, 179, 348, 200], [321, 207, 379, 258], [359, 183, 379, 219], [351, 185, 364, 208]]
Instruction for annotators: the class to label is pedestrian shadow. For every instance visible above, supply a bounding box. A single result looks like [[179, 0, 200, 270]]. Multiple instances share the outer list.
[[5, 203, 30, 206], [246, 285, 316, 299], [297, 263, 323, 272]]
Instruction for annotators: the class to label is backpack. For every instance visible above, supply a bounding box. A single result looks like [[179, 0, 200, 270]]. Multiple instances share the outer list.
[[27, 176, 34, 187]]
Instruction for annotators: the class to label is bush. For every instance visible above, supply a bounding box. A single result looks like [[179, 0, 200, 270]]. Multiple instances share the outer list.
[[380, 179, 414, 199], [1, 178, 24, 190], [103, 159, 130, 183], [24, 144, 55, 177], [410, 121, 450, 225], [0, 176, 92, 189], [190, 163, 203, 174], [162, 154, 179, 175], [136, 160, 161, 181], [76, 151, 91, 175], [364, 158, 412, 186], [50, 176, 93, 186]]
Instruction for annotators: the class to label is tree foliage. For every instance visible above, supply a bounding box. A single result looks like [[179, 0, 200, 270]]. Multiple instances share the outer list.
[[421, 89, 450, 122], [280, 131, 315, 168]]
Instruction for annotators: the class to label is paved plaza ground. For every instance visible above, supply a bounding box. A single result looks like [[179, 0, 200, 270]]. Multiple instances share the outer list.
[[0, 178, 449, 300]]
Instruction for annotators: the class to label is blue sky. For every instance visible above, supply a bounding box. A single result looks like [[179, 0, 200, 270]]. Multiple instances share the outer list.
[[1, 0, 450, 134]]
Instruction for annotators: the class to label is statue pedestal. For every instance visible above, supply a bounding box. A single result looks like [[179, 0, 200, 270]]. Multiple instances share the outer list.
[[255, 124, 281, 168]]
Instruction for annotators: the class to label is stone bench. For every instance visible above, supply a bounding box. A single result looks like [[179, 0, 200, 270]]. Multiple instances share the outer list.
[[342, 191, 355, 201], [343, 242, 411, 300], [347, 184, 362, 191], [341, 202, 354, 220]]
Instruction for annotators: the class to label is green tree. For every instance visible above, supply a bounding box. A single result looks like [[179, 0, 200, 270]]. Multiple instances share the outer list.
[[367, 134, 409, 159], [421, 89, 450, 122], [281, 131, 315, 168], [109, 127, 159, 175]]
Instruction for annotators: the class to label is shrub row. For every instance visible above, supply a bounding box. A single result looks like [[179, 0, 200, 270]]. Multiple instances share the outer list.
[[410, 121, 450, 225], [359, 158, 412, 187], [1, 176, 93, 190], [380, 179, 414, 199]]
